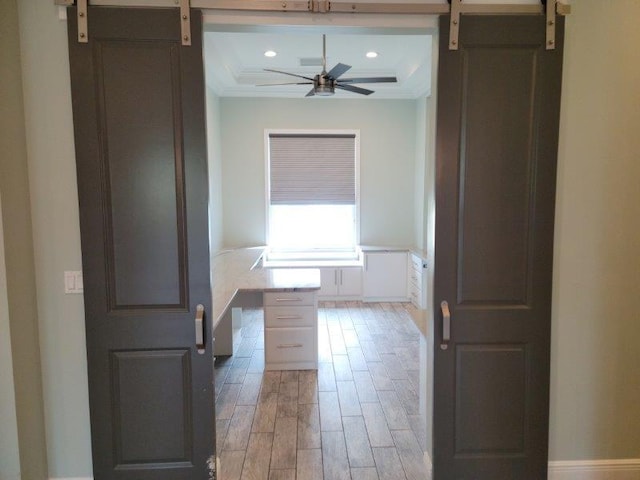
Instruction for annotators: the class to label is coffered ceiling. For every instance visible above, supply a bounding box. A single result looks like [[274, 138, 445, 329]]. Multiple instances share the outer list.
[[204, 32, 432, 99]]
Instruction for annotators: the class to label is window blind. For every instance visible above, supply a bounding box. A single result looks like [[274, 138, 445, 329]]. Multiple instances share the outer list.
[[269, 133, 356, 205]]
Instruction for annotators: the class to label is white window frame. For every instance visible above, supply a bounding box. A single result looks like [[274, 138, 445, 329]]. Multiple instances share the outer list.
[[264, 128, 361, 258]]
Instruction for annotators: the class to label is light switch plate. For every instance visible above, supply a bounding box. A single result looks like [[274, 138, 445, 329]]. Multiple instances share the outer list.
[[64, 271, 83, 294]]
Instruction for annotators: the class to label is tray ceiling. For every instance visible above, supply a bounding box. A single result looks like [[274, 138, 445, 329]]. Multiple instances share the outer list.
[[204, 32, 432, 99]]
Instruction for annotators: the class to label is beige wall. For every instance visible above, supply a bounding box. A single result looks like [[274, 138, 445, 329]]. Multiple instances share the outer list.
[[549, 0, 640, 460], [0, 0, 48, 478], [0, 194, 21, 480], [3, 0, 639, 477], [15, 0, 93, 476]]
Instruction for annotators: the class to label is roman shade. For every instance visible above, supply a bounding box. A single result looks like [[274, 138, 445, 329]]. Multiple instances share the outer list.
[[268, 133, 356, 205]]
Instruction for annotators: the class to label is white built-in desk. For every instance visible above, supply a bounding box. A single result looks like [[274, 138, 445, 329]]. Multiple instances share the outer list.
[[211, 248, 320, 370]]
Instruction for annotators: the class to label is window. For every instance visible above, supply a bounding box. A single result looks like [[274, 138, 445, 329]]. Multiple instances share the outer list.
[[266, 130, 359, 260]]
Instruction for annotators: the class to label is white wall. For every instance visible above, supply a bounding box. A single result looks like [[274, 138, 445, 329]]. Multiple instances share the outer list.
[[206, 87, 224, 255], [219, 97, 418, 248], [414, 97, 428, 251]]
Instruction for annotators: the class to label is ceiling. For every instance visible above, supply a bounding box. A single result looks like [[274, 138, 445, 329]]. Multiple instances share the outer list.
[[203, 32, 432, 99]]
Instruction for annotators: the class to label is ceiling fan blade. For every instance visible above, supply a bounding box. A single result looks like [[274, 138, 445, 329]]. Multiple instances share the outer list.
[[264, 68, 315, 82], [336, 83, 374, 96], [256, 82, 313, 86], [305, 88, 316, 97], [326, 63, 351, 79], [339, 76, 398, 84]]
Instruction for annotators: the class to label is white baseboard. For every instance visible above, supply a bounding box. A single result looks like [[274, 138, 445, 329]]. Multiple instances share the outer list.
[[548, 459, 640, 480], [49, 477, 93, 480], [424, 450, 433, 480]]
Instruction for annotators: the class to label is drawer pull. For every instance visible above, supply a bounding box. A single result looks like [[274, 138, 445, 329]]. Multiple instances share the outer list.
[[276, 315, 303, 320], [275, 297, 302, 302], [277, 343, 303, 349]]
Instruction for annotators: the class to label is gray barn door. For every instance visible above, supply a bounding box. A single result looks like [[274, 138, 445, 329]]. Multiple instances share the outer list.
[[67, 7, 214, 479], [433, 15, 564, 479]]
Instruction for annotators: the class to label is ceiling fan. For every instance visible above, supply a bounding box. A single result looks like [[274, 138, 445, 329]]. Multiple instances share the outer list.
[[259, 34, 397, 97]]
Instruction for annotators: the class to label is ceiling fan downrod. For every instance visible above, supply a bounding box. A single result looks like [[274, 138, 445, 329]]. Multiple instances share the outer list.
[[322, 34, 327, 74]]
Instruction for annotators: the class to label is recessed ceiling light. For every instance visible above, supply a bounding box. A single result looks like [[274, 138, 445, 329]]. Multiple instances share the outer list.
[[264, 50, 277, 58], [366, 51, 378, 59]]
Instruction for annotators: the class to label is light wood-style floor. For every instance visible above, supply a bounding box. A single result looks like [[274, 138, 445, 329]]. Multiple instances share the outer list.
[[214, 301, 428, 480]]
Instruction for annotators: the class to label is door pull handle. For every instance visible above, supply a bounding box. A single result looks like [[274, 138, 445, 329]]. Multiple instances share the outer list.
[[195, 304, 205, 354], [440, 300, 450, 350]]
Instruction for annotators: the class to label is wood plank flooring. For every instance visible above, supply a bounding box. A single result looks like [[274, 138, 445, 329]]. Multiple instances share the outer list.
[[215, 301, 428, 480]]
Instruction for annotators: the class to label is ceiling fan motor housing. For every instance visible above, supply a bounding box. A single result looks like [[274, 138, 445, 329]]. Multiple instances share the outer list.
[[314, 74, 335, 96]]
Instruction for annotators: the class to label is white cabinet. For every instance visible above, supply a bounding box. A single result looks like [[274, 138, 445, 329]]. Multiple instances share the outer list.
[[317, 267, 362, 299], [362, 251, 408, 301], [339, 268, 363, 296], [408, 253, 427, 308], [318, 268, 339, 297], [263, 291, 318, 370]]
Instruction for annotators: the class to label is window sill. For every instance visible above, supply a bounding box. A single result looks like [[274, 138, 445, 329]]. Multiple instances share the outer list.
[[262, 258, 363, 268], [262, 248, 363, 268]]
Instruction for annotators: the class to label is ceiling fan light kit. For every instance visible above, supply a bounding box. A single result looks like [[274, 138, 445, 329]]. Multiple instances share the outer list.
[[259, 34, 397, 97]]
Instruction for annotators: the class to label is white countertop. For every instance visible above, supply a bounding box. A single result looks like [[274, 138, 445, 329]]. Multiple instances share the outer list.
[[263, 259, 363, 268], [359, 245, 410, 252], [211, 247, 321, 329], [360, 245, 429, 263]]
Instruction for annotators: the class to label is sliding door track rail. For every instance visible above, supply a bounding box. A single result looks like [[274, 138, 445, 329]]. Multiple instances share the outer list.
[[55, 0, 570, 50]]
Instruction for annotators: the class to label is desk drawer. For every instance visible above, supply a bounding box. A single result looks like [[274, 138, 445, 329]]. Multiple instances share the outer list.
[[265, 306, 315, 328], [265, 327, 316, 364], [264, 291, 316, 307]]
